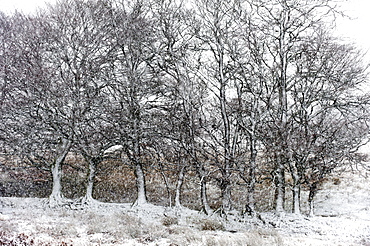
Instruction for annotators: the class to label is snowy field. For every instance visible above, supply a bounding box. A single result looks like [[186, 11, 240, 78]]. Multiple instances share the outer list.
[[0, 168, 369, 245]]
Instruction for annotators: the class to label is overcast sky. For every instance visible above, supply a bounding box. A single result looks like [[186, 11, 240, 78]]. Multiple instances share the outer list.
[[1, 0, 55, 14], [336, 0, 370, 61], [1, 0, 370, 61]]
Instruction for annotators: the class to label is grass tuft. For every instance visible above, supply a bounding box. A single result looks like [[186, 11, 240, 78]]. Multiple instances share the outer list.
[[200, 218, 225, 231]]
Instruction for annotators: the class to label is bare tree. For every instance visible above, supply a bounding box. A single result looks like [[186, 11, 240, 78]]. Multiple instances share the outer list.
[[102, 0, 164, 206], [151, 0, 212, 212], [289, 31, 370, 215], [0, 11, 75, 206], [193, 0, 247, 214], [249, 0, 340, 214], [0, 0, 115, 206], [42, 0, 115, 205], [226, 4, 272, 215]]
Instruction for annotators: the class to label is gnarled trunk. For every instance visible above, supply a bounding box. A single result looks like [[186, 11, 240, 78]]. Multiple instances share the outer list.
[[83, 156, 99, 205], [49, 139, 71, 207], [50, 160, 63, 205]]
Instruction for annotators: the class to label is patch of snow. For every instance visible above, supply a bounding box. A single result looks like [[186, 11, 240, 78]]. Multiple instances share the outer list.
[[103, 145, 123, 155], [1, 167, 370, 245]]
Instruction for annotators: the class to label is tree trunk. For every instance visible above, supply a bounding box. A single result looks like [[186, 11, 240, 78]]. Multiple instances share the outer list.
[[246, 135, 257, 216], [83, 157, 98, 204], [291, 164, 301, 215], [275, 3, 289, 215], [50, 161, 63, 205], [308, 183, 317, 217], [275, 155, 285, 214], [289, 158, 301, 215], [49, 139, 71, 207], [220, 179, 232, 213], [200, 178, 212, 215], [292, 183, 301, 215], [134, 162, 147, 205], [175, 165, 186, 208], [160, 166, 172, 207], [199, 170, 212, 215]]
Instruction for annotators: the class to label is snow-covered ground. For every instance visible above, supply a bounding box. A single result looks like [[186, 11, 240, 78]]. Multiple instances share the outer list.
[[0, 167, 369, 245]]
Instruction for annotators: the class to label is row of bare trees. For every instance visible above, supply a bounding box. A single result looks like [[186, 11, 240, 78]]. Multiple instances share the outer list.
[[1, 0, 369, 216]]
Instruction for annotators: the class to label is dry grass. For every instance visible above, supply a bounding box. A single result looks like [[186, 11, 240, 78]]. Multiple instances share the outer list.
[[167, 227, 284, 246], [162, 216, 179, 226], [199, 218, 225, 231], [0, 197, 289, 245], [0, 152, 279, 214]]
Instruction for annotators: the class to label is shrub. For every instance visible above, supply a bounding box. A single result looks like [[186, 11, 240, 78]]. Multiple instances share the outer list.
[[162, 216, 179, 227], [200, 219, 225, 231]]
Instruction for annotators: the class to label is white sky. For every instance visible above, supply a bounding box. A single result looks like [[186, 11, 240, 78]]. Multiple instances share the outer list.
[[1, 0, 370, 61], [335, 0, 370, 62], [1, 0, 56, 14]]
